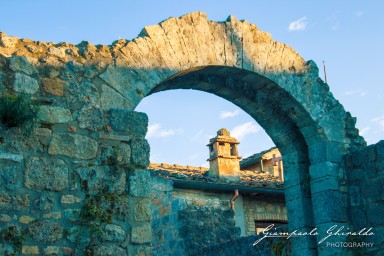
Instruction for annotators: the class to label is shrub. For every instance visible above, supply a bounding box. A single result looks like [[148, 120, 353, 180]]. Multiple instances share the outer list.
[[0, 93, 39, 133]]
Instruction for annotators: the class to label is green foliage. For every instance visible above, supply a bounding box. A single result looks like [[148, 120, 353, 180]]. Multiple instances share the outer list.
[[80, 191, 122, 231], [0, 93, 39, 133], [0, 225, 27, 253]]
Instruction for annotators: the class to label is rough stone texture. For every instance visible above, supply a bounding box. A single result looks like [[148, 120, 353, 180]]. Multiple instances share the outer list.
[[131, 223, 152, 244], [103, 224, 126, 242], [0, 32, 18, 47], [243, 194, 287, 236], [0, 151, 23, 162], [8, 56, 36, 75], [25, 157, 69, 191], [116, 143, 131, 166], [61, 195, 82, 204], [78, 104, 104, 131], [37, 105, 73, 123], [93, 245, 126, 256], [0, 193, 30, 210], [0, 12, 378, 256], [109, 109, 148, 137], [129, 170, 151, 197], [101, 84, 130, 110], [134, 198, 151, 222], [130, 139, 150, 168], [345, 140, 384, 255], [175, 189, 241, 253], [29, 220, 63, 242], [76, 166, 126, 194], [13, 72, 39, 93], [41, 78, 65, 96], [67, 81, 100, 109], [0, 165, 19, 190], [48, 133, 98, 159], [43, 246, 60, 255], [22, 246, 39, 255], [19, 215, 35, 224]]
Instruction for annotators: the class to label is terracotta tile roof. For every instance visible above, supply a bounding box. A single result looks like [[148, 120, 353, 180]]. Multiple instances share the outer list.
[[240, 147, 278, 168], [147, 162, 284, 189]]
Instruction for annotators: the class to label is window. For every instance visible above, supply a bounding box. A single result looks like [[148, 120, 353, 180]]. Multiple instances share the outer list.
[[254, 220, 288, 235]]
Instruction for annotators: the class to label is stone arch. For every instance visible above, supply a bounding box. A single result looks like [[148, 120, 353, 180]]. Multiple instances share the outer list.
[[0, 11, 366, 256]]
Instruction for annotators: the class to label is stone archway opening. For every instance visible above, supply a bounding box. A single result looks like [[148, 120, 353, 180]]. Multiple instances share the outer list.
[[137, 65, 324, 254]]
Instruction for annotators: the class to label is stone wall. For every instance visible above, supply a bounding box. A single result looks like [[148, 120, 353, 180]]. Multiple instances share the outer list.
[[0, 99, 152, 255], [192, 227, 291, 256], [172, 189, 241, 254], [243, 194, 287, 236], [150, 177, 184, 256], [344, 140, 384, 255]]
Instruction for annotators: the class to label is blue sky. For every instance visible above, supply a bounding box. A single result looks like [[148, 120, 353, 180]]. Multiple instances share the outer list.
[[1, 1, 383, 166]]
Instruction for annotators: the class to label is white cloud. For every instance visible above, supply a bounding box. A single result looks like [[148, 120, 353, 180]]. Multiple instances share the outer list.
[[356, 11, 364, 17], [220, 110, 240, 119], [190, 130, 204, 142], [371, 116, 384, 131], [288, 17, 307, 31], [359, 126, 370, 136], [344, 89, 368, 97], [147, 123, 182, 138], [231, 122, 261, 140]]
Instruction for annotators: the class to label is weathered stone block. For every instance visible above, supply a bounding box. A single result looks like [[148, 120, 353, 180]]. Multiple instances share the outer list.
[[134, 198, 151, 222], [22, 246, 39, 255], [13, 72, 39, 94], [61, 195, 82, 204], [131, 139, 150, 168], [109, 109, 148, 137], [99, 65, 139, 109], [0, 214, 12, 222], [37, 105, 73, 123], [25, 157, 69, 191], [67, 81, 100, 109], [131, 223, 152, 244], [41, 78, 65, 96], [42, 212, 62, 219], [0, 193, 30, 210], [129, 170, 151, 197], [29, 220, 63, 242], [116, 143, 131, 166], [43, 246, 60, 255], [76, 166, 126, 194], [19, 215, 35, 224], [34, 194, 54, 212], [9, 56, 36, 75], [66, 226, 90, 243], [309, 161, 340, 180], [311, 191, 347, 224], [0, 151, 23, 162], [0, 165, 19, 190], [310, 175, 339, 194], [367, 203, 384, 225], [101, 84, 130, 110], [103, 224, 126, 242], [48, 133, 98, 160], [78, 105, 104, 131], [93, 245, 126, 256], [0, 32, 18, 47]]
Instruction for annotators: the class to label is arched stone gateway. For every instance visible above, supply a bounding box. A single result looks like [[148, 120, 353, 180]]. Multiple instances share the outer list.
[[0, 12, 381, 256]]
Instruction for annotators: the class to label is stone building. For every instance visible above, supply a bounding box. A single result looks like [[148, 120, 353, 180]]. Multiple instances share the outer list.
[[148, 128, 288, 251], [240, 147, 284, 182], [0, 12, 382, 256]]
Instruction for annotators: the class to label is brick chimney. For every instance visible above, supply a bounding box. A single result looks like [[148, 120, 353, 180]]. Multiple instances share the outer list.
[[207, 128, 241, 181]]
